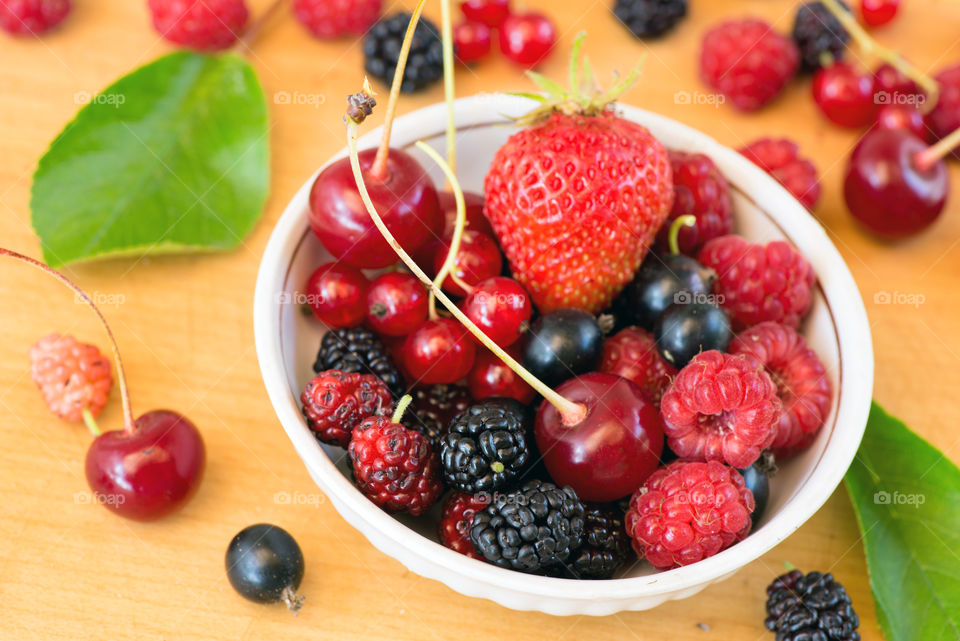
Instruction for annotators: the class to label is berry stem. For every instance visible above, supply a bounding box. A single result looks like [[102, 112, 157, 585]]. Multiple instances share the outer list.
[[343, 116, 587, 426], [820, 0, 939, 112], [82, 408, 102, 438], [440, 0, 457, 177], [0, 248, 136, 435], [668, 215, 696, 255], [914, 125, 960, 170], [280, 585, 305, 615], [391, 394, 413, 423], [234, 0, 285, 52], [370, 0, 428, 181]]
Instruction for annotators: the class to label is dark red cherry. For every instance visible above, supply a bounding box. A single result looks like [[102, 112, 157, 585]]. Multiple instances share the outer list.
[[403, 318, 477, 384], [873, 103, 928, 140], [459, 0, 510, 28], [437, 190, 495, 238], [85, 410, 205, 521], [461, 276, 531, 347], [812, 62, 878, 128], [499, 12, 556, 68], [366, 271, 429, 336], [468, 345, 536, 404], [309, 148, 442, 269], [432, 230, 503, 297], [534, 372, 664, 502], [844, 128, 948, 239], [860, 0, 900, 27], [454, 21, 492, 64], [304, 262, 369, 329]]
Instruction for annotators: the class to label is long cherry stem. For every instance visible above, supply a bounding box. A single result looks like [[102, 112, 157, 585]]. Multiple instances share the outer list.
[[370, 0, 429, 180], [914, 125, 960, 170], [0, 248, 136, 434], [345, 118, 586, 425], [820, 0, 939, 113], [440, 0, 457, 177]]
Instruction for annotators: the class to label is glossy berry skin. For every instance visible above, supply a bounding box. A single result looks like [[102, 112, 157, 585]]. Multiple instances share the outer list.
[[739, 138, 822, 210], [860, 0, 900, 27], [739, 463, 770, 525], [499, 12, 556, 68], [468, 345, 536, 404], [535, 372, 664, 502], [461, 276, 532, 348], [85, 410, 205, 521], [454, 21, 491, 64], [844, 129, 948, 239], [438, 492, 490, 559], [459, 0, 509, 27], [309, 148, 442, 269], [432, 230, 503, 297], [365, 272, 428, 337], [812, 62, 878, 128], [304, 262, 370, 329], [437, 190, 494, 238], [226, 524, 304, 604], [403, 318, 476, 385], [521, 309, 604, 388], [293, 0, 382, 39], [873, 104, 927, 140], [657, 151, 734, 254], [622, 253, 716, 330], [655, 301, 732, 369], [874, 63, 920, 100], [600, 326, 677, 405], [0, 0, 70, 35], [148, 0, 249, 50], [925, 63, 960, 160]]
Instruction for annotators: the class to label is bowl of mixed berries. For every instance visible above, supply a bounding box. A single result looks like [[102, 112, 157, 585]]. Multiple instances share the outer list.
[[254, 34, 873, 614]]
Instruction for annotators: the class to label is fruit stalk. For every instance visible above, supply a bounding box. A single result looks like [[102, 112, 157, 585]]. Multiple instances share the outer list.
[[914, 124, 960, 170], [344, 117, 587, 425], [0, 248, 136, 434], [668, 215, 696, 255], [440, 0, 457, 176], [428, 146, 467, 319]]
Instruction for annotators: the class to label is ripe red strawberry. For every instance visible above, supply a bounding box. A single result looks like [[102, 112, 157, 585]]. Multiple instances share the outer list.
[[483, 38, 674, 314]]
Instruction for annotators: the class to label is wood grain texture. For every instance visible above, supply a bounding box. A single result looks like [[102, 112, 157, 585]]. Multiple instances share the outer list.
[[1, 0, 958, 638]]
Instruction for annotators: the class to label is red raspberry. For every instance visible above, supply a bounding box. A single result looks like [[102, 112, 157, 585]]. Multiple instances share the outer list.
[[739, 138, 821, 210], [625, 460, 754, 569], [30, 333, 112, 422], [437, 491, 491, 559], [699, 18, 799, 111], [697, 234, 815, 330], [657, 151, 734, 255], [300, 369, 394, 447], [0, 0, 70, 35], [293, 0, 382, 39], [148, 0, 249, 50], [729, 322, 831, 457], [925, 63, 960, 160], [660, 350, 781, 468], [599, 326, 677, 405], [348, 416, 443, 515]]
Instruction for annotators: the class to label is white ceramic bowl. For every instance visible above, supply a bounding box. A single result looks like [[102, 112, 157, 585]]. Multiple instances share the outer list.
[[253, 94, 874, 616]]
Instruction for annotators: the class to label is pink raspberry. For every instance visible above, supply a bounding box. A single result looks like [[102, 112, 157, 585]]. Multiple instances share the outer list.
[[656, 150, 734, 255], [300, 369, 394, 447], [729, 322, 831, 457], [625, 460, 754, 569], [147, 0, 249, 51], [660, 350, 781, 468], [739, 138, 821, 210], [700, 18, 799, 111], [697, 234, 815, 330], [30, 333, 112, 422], [293, 0, 382, 39], [599, 326, 677, 405], [925, 62, 960, 160], [0, 0, 70, 35]]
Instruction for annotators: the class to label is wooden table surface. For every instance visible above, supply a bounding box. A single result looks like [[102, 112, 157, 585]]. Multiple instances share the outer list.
[[1, 0, 958, 638]]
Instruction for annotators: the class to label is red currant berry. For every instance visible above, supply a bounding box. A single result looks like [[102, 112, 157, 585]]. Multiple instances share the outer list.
[[454, 21, 492, 64], [459, 0, 509, 28], [860, 0, 900, 27], [461, 276, 531, 347], [873, 103, 927, 140], [437, 190, 495, 237], [403, 318, 477, 384], [499, 12, 555, 68], [366, 272, 429, 337], [812, 62, 878, 128], [432, 230, 503, 297], [873, 63, 920, 99], [468, 345, 536, 404], [304, 262, 369, 329]]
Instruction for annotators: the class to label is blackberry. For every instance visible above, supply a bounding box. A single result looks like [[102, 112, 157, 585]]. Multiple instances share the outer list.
[[313, 327, 405, 398], [792, 1, 850, 72], [440, 398, 531, 493], [402, 384, 472, 448], [470, 480, 585, 573], [765, 570, 860, 641], [613, 0, 688, 39], [565, 504, 632, 580], [364, 12, 443, 93]]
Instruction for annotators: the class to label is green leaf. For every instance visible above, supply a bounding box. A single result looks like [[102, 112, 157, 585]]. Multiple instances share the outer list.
[[31, 51, 269, 266], [524, 71, 567, 102], [845, 402, 960, 641]]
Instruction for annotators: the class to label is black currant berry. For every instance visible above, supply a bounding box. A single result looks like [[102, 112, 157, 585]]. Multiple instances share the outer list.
[[740, 453, 775, 525], [520, 309, 604, 387], [226, 524, 305, 613], [622, 253, 716, 330], [654, 301, 731, 369]]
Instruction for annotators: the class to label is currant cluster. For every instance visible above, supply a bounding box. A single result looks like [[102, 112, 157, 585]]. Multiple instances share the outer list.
[[455, 0, 557, 68]]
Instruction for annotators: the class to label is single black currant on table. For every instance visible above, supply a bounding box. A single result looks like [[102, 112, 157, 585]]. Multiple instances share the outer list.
[[226, 524, 306, 613], [520, 308, 605, 387], [654, 301, 731, 369]]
